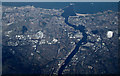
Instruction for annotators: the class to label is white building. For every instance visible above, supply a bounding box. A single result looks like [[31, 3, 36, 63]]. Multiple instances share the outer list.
[[107, 31, 113, 38]]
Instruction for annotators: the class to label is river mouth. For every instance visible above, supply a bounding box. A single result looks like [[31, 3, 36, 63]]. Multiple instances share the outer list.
[[58, 4, 87, 75]]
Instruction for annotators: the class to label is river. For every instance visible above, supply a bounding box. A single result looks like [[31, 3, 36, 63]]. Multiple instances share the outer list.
[[58, 4, 87, 75]]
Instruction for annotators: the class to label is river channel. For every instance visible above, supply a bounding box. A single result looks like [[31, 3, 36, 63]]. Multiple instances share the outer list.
[[58, 4, 87, 75]]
